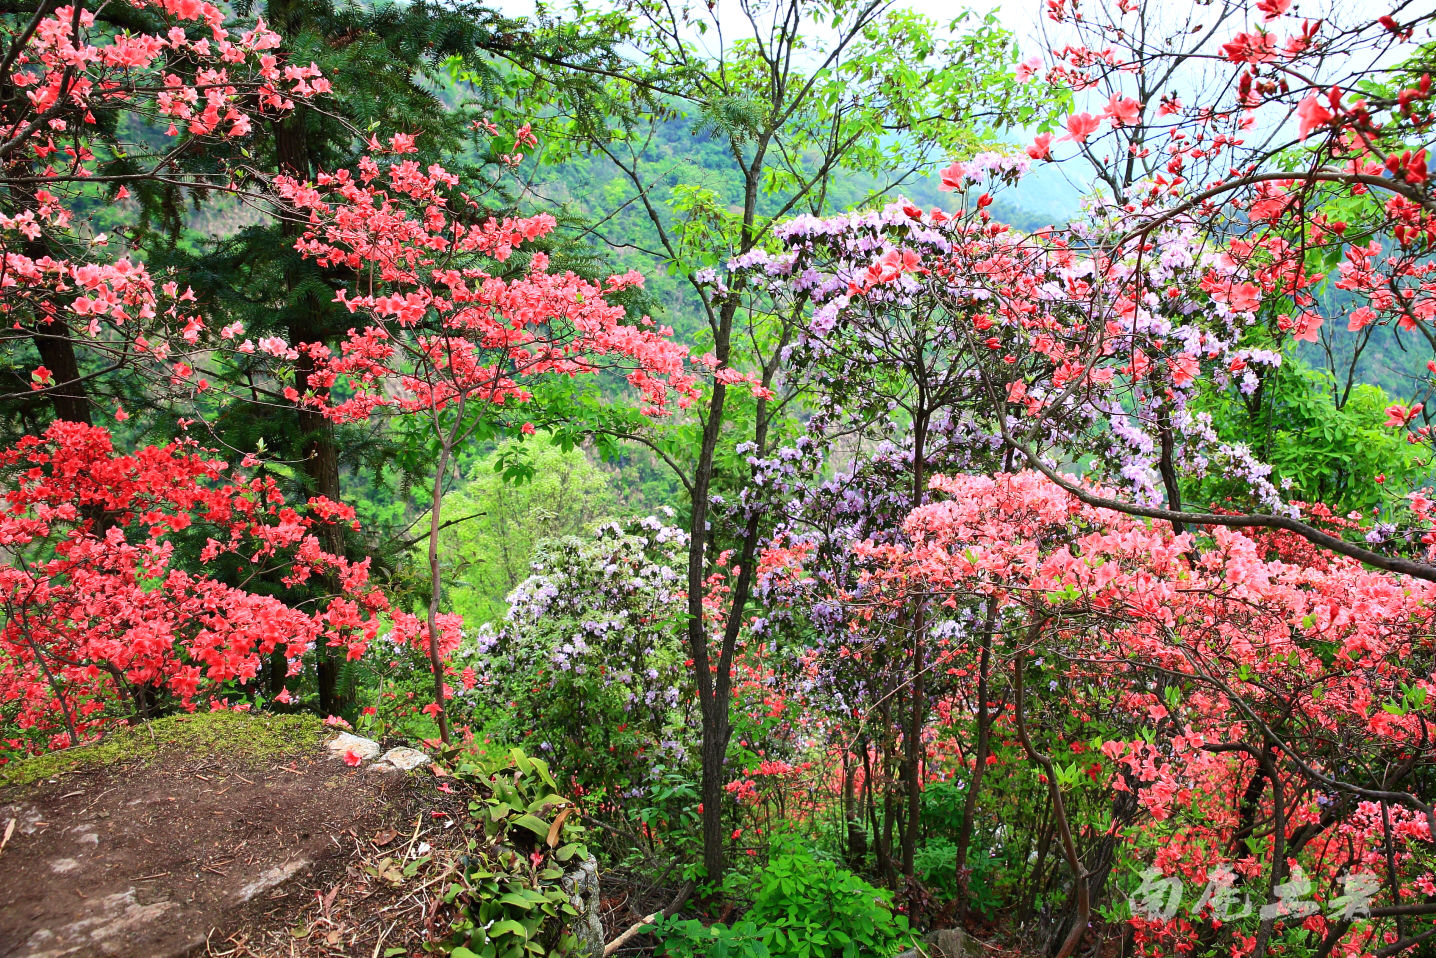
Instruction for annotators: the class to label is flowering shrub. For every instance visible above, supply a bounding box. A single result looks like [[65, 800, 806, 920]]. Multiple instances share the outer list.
[[0, 421, 388, 757], [863, 470, 1436, 955], [273, 134, 734, 740], [469, 514, 695, 813]]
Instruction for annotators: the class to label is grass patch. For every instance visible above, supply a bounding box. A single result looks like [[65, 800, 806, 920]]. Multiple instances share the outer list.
[[0, 711, 327, 789]]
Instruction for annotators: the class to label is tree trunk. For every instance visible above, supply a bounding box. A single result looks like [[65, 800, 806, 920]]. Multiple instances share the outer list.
[[1013, 629, 1088, 958], [955, 604, 996, 922], [424, 441, 454, 744], [843, 748, 867, 869], [30, 314, 91, 423], [900, 409, 930, 879], [271, 69, 352, 717], [687, 357, 730, 880]]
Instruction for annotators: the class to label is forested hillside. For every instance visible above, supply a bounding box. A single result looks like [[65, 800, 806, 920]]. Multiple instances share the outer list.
[[2, 1, 1436, 957], [528, 110, 1087, 344]]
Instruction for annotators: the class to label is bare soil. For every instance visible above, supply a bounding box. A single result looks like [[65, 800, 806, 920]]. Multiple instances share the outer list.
[[0, 721, 465, 958]]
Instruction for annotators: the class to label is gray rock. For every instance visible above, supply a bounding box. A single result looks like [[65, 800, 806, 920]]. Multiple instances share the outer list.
[[896, 927, 972, 958], [236, 858, 311, 902], [561, 856, 604, 958], [17, 889, 183, 958], [365, 762, 403, 778], [325, 732, 381, 763], [376, 747, 430, 771]]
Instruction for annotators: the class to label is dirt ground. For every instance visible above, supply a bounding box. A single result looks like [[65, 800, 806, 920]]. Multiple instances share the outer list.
[[0, 717, 467, 958]]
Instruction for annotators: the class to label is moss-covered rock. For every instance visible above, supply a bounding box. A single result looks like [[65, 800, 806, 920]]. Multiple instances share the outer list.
[[0, 711, 326, 789]]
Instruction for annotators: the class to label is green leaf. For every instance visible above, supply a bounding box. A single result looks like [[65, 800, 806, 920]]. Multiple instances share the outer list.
[[510, 814, 552, 838], [488, 919, 529, 938]]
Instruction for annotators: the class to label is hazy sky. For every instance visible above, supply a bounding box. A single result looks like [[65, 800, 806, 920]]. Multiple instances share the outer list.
[[495, 0, 1404, 56]]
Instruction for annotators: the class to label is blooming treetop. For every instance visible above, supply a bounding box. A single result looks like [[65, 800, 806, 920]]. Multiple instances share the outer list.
[[0, 0, 329, 422], [272, 135, 710, 426], [862, 469, 1436, 956], [1010, 0, 1436, 563], [720, 2, 1436, 580]]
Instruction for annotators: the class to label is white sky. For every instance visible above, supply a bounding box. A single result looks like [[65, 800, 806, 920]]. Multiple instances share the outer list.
[[495, 0, 1410, 54]]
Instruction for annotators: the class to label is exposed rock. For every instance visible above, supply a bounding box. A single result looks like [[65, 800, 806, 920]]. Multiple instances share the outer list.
[[896, 927, 973, 958], [236, 858, 312, 902], [325, 732, 381, 763], [16, 889, 188, 958], [561, 856, 604, 958], [376, 746, 430, 771]]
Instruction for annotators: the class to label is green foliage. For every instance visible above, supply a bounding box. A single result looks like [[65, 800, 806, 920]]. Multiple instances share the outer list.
[[432, 437, 617, 624], [627, 766, 705, 869], [655, 848, 913, 958], [912, 782, 1008, 916], [436, 748, 589, 958], [1188, 355, 1426, 515], [654, 918, 771, 958]]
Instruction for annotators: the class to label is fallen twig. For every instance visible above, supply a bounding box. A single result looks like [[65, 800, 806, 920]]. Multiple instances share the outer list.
[[602, 880, 693, 957]]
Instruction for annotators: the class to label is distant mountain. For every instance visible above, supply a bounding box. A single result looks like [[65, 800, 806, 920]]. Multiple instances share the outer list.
[[528, 110, 1088, 341]]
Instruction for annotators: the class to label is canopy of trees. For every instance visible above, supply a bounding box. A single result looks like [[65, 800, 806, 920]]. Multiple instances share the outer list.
[[2, 0, 1436, 955]]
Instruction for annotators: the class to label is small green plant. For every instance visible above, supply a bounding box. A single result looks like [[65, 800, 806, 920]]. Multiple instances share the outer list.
[[653, 918, 771, 958], [628, 765, 704, 868], [435, 747, 590, 958], [655, 847, 914, 958]]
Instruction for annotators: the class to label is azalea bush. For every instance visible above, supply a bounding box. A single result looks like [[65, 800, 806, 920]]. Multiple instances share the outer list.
[[273, 135, 723, 741], [468, 514, 696, 818], [858, 470, 1436, 955], [0, 421, 389, 756]]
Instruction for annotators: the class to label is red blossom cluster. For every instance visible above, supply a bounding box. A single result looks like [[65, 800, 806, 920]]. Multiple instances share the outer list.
[[1, 0, 331, 420], [858, 471, 1436, 953], [0, 422, 389, 755], [272, 141, 705, 424]]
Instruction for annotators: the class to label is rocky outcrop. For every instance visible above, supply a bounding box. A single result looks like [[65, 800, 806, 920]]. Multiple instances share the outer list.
[[896, 927, 975, 958], [0, 715, 439, 958], [562, 856, 605, 957]]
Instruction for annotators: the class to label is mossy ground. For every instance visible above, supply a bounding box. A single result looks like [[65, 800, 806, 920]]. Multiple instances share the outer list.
[[0, 710, 326, 789]]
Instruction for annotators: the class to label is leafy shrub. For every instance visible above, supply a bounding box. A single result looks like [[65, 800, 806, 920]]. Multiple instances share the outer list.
[[627, 765, 705, 868], [914, 779, 1024, 917], [656, 848, 913, 958], [468, 515, 696, 805], [653, 919, 771, 958], [437, 748, 590, 958]]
